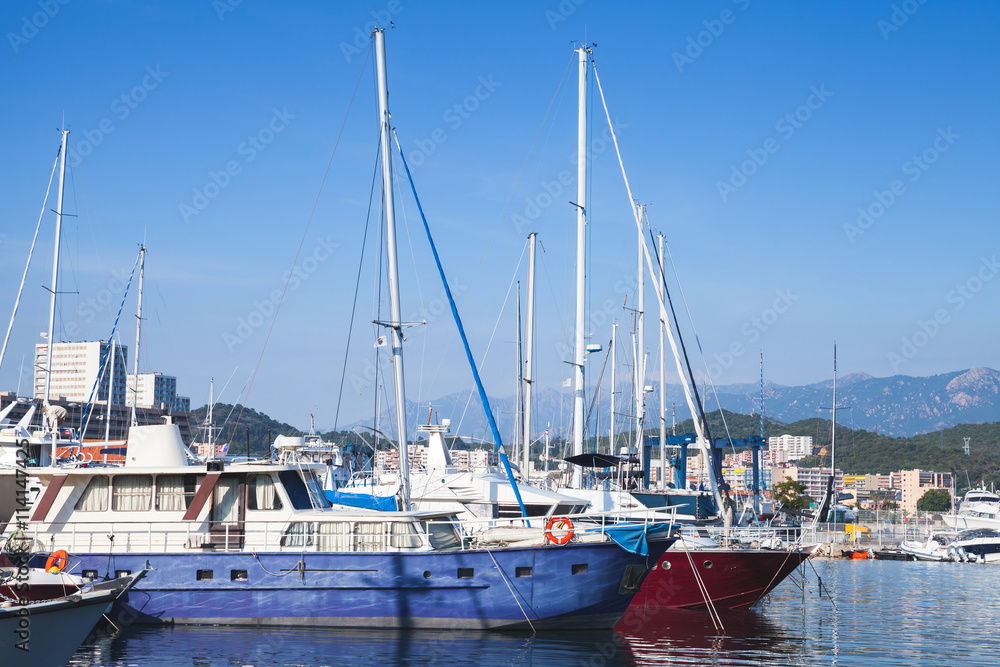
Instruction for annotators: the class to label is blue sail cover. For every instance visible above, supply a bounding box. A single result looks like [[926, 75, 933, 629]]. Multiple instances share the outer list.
[[325, 489, 398, 512], [599, 522, 674, 557]]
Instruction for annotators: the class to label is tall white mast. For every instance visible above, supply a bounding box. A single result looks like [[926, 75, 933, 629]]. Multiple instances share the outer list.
[[571, 44, 589, 488], [658, 233, 667, 490], [610, 322, 616, 455], [831, 342, 837, 495], [42, 129, 69, 430], [634, 204, 645, 454], [208, 377, 214, 453], [129, 245, 145, 428], [375, 28, 411, 509], [523, 232, 537, 474]]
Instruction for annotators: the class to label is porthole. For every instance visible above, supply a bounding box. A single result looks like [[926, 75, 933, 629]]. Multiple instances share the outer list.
[[703, 560, 714, 569], [661, 560, 671, 570], [423, 570, 432, 579]]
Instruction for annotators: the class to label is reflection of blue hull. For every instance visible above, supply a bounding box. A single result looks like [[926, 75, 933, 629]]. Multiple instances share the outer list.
[[75, 541, 669, 629]]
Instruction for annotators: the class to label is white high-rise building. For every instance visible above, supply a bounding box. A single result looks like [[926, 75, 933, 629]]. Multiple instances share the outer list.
[[768, 434, 814, 461], [34, 341, 127, 404], [126, 372, 180, 409]]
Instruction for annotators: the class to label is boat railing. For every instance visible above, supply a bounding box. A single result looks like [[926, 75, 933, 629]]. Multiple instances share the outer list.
[[15, 507, 678, 555]]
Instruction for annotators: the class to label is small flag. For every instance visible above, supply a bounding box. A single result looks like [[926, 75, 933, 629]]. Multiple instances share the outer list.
[[219, 443, 229, 455], [374, 335, 388, 348], [562, 378, 571, 387]]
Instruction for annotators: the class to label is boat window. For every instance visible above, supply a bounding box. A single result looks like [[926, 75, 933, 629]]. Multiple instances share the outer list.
[[355, 522, 385, 552], [196, 570, 213, 580], [426, 521, 462, 551], [572, 563, 588, 575], [303, 471, 332, 509], [247, 474, 283, 511], [278, 470, 330, 510], [112, 475, 153, 511], [390, 522, 422, 548], [75, 475, 110, 511], [281, 522, 315, 548], [516, 567, 532, 578], [156, 475, 197, 511], [316, 522, 352, 551], [457, 568, 474, 579]]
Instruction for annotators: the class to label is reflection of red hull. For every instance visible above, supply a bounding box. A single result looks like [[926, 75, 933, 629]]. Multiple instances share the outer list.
[[630, 548, 811, 611]]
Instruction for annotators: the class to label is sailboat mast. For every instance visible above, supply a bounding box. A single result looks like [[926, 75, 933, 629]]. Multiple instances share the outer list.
[[831, 342, 837, 492], [571, 44, 589, 488], [129, 245, 145, 427], [610, 322, 616, 456], [42, 129, 69, 426], [635, 205, 645, 455], [515, 281, 522, 459], [658, 233, 667, 490], [523, 232, 537, 474], [375, 28, 411, 509]]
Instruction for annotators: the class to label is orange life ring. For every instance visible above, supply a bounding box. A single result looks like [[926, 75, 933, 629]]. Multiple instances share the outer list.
[[545, 517, 574, 545], [45, 549, 69, 573]]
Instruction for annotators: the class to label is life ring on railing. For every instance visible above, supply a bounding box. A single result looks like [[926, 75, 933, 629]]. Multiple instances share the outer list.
[[45, 549, 69, 573], [545, 517, 574, 545]]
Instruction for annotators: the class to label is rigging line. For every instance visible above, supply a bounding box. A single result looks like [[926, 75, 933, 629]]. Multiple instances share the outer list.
[[232, 41, 372, 436], [0, 151, 59, 372], [332, 142, 382, 433], [452, 238, 529, 438], [582, 339, 612, 445]]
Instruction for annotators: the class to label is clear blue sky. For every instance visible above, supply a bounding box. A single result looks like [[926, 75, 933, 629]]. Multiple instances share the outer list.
[[1, 1, 997, 431]]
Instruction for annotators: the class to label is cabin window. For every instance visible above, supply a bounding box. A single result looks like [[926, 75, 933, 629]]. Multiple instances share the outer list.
[[516, 567, 533, 578], [278, 471, 313, 510], [75, 475, 110, 511], [247, 474, 282, 511], [316, 522, 351, 551], [281, 522, 315, 548], [212, 478, 240, 525], [572, 563, 588, 575], [457, 568, 474, 579], [231, 569, 248, 581], [196, 569, 213, 580], [390, 522, 421, 548], [426, 522, 462, 551], [355, 522, 385, 552], [156, 475, 197, 511], [112, 475, 153, 511]]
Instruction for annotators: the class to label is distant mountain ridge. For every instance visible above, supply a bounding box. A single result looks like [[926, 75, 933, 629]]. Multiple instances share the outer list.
[[342, 367, 1000, 440]]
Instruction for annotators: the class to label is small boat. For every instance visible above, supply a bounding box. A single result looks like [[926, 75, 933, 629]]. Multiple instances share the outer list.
[[0, 567, 146, 667], [942, 486, 1000, 531]]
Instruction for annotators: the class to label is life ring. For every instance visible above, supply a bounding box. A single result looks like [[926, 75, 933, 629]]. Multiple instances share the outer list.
[[545, 517, 574, 545], [45, 549, 69, 573]]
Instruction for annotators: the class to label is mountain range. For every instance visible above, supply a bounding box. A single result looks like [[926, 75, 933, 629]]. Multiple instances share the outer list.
[[340, 367, 1000, 441]]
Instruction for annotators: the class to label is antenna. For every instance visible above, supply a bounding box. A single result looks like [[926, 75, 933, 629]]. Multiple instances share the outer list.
[[963, 436, 971, 456]]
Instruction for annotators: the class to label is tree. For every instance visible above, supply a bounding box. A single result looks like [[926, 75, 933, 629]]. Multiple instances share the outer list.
[[772, 479, 811, 512], [917, 488, 951, 512]]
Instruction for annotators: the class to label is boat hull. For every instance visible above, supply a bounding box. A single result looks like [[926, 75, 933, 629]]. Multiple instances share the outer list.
[[629, 548, 811, 611], [71, 541, 670, 630]]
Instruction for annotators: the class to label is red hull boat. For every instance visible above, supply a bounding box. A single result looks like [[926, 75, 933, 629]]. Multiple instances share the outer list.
[[630, 547, 812, 612]]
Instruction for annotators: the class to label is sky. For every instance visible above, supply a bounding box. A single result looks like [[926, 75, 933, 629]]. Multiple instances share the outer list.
[[1, 1, 997, 434]]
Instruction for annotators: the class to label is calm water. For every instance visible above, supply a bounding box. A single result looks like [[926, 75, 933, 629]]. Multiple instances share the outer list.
[[68, 559, 1000, 666]]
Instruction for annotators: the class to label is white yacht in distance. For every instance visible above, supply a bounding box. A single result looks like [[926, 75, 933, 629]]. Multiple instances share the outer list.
[[942, 486, 1000, 530]]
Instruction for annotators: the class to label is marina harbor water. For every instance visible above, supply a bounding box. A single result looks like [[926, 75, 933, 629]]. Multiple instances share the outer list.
[[64, 559, 1000, 666]]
